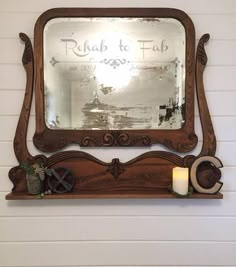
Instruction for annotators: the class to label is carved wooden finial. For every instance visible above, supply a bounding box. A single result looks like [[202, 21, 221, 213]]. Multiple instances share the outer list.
[[19, 33, 33, 65], [196, 33, 210, 66], [107, 158, 125, 179]]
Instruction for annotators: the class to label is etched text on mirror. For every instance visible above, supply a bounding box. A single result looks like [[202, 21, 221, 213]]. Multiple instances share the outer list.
[[43, 17, 186, 130]]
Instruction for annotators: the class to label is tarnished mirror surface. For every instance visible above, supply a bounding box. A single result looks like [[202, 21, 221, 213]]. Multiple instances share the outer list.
[[44, 17, 186, 130]]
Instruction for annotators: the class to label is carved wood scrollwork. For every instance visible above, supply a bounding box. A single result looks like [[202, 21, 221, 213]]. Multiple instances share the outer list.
[[81, 132, 151, 147]]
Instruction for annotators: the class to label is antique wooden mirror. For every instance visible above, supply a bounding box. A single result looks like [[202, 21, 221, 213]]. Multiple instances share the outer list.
[[6, 8, 223, 199], [33, 8, 197, 152]]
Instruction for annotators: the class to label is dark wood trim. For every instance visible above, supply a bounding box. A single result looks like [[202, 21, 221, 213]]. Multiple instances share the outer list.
[[33, 8, 197, 152], [195, 34, 216, 156], [8, 150, 191, 194], [8, 148, 222, 198], [6, 192, 223, 200], [13, 33, 34, 163]]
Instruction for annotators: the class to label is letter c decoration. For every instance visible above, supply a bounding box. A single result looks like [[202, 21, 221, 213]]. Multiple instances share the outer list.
[[190, 156, 223, 194]]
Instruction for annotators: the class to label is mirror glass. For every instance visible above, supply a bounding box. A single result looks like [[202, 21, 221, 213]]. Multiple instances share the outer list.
[[43, 17, 186, 130]]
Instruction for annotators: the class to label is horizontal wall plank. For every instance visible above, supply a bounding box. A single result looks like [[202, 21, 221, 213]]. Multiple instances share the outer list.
[[0, 65, 26, 90], [207, 40, 236, 66], [0, 241, 236, 266], [0, 266, 231, 267], [209, 92, 236, 116], [0, 115, 35, 142], [0, 91, 23, 115], [221, 167, 236, 191], [1, 192, 236, 217], [0, 167, 12, 192], [0, 39, 24, 64], [204, 66, 236, 91], [0, 90, 35, 115], [195, 116, 236, 142], [1, 216, 236, 242], [0, 38, 236, 65], [193, 14, 236, 40], [195, 91, 236, 116], [0, 13, 36, 39], [1, 13, 236, 40], [1, 65, 235, 91], [0, 142, 19, 166], [0, 0, 236, 13]]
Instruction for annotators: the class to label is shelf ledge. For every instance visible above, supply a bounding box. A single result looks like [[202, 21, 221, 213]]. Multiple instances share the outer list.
[[5, 192, 223, 200]]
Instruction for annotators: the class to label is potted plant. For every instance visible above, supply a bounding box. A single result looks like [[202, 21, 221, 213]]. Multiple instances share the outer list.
[[20, 162, 48, 195]]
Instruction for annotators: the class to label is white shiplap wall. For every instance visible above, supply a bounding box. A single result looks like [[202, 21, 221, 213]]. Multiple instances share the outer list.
[[0, 0, 236, 266]]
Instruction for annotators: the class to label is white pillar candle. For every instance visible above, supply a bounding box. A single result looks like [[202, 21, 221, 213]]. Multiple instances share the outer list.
[[172, 167, 189, 195]]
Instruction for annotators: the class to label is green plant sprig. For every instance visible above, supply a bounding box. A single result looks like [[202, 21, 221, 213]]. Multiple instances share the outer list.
[[168, 185, 193, 198]]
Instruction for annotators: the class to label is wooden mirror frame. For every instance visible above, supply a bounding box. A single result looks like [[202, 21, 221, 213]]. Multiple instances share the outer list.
[[33, 8, 197, 153], [6, 8, 224, 200]]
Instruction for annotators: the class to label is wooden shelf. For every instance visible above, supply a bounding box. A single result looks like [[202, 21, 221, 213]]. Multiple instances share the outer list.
[[5, 191, 223, 200]]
